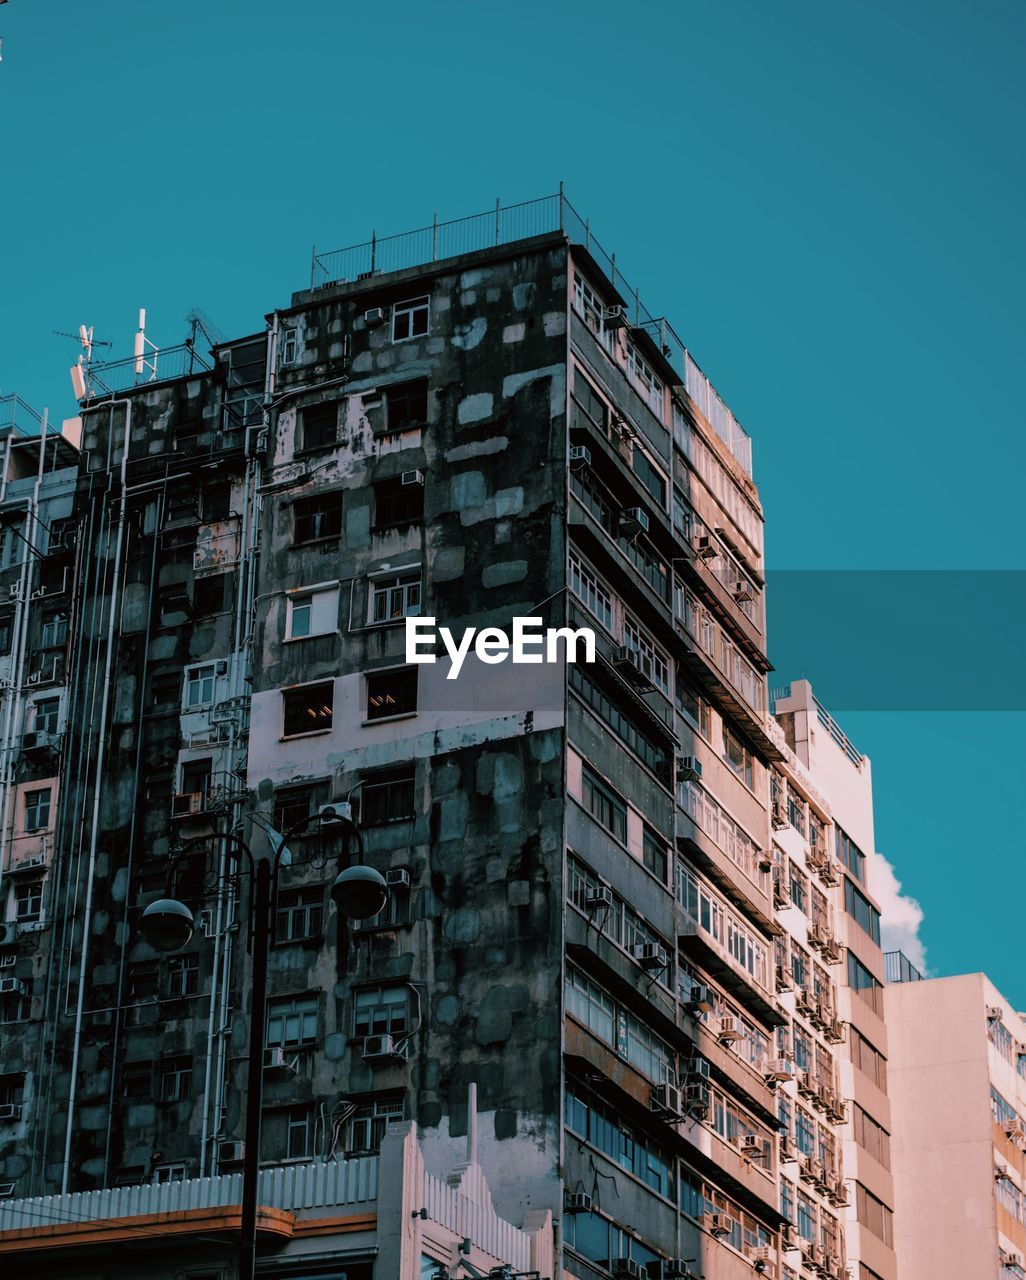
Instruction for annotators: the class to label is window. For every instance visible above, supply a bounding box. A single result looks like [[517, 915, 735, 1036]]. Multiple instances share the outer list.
[[565, 1084, 674, 1197], [150, 671, 181, 709], [568, 666, 671, 781], [276, 888, 324, 943], [185, 664, 216, 708], [300, 401, 338, 451], [31, 697, 60, 734], [568, 552, 613, 631], [570, 368, 608, 431], [353, 985, 411, 1039], [123, 1063, 150, 1099], [0, 617, 11, 655], [159, 1055, 193, 1102], [632, 447, 666, 506], [722, 724, 753, 787], [853, 1103, 891, 1169], [152, 1163, 189, 1184], [180, 757, 212, 797], [282, 682, 334, 737], [848, 951, 883, 1015], [622, 615, 670, 695], [844, 879, 881, 944], [127, 961, 159, 1003], [193, 573, 228, 617], [266, 994, 319, 1048], [676, 672, 711, 737], [166, 953, 199, 998], [23, 788, 51, 832], [565, 968, 615, 1045], [386, 379, 429, 431], [581, 764, 627, 843], [280, 326, 298, 366], [293, 493, 343, 544], [850, 1027, 888, 1091], [14, 880, 42, 922], [836, 825, 865, 883], [855, 1183, 894, 1246], [201, 485, 232, 522], [373, 477, 424, 529], [347, 1097, 405, 1153], [371, 572, 422, 623], [642, 826, 668, 883], [360, 769, 416, 825], [273, 785, 317, 834], [263, 1106, 315, 1161], [365, 667, 417, 721], [0, 991, 30, 1023], [392, 296, 429, 341], [789, 862, 808, 914], [40, 612, 68, 649], [286, 586, 339, 640], [797, 1190, 816, 1242]]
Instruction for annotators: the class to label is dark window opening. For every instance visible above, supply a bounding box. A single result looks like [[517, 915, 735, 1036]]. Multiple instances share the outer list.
[[276, 888, 324, 943], [201, 485, 232, 522], [193, 574, 228, 617], [300, 401, 339, 452], [359, 769, 416, 825], [386, 379, 429, 431], [365, 668, 417, 721], [274, 786, 317, 834], [293, 493, 342, 544], [373, 478, 423, 530], [283, 683, 334, 737]]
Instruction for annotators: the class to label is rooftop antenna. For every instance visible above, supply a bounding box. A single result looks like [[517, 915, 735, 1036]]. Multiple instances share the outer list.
[[134, 308, 159, 381], [60, 322, 110, 402]]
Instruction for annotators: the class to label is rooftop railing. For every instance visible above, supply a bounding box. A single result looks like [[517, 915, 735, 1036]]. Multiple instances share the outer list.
[[312, 189, 753, 476], [885, 950, 924, 985], [82, 342, 213, 399], [0, 395, 58, 438], [0, 1157, 378, 1235]]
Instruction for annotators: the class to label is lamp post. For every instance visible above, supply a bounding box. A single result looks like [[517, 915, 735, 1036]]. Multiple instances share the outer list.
[[139, 810, 388, 1280]]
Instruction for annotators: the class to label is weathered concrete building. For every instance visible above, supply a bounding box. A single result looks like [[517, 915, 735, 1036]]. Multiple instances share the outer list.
[[0, 195, 872, 1279]]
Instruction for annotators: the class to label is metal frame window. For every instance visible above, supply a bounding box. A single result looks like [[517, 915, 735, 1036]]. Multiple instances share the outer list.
[[23, 788, 51, 832], [844, 878, 881, 944], [359, 769, 416, 825], [159, 1055, 193, 1103], [371, 573, 422, 623], [373, 477, 424, 529], [266, 994, 319, 1048], [391, 296, 429, 342], [285, 1107, 314, 1160], [14, 879, 42, 922], [581, 763, 627, 843], [568, 551, 612, 631], [386, 379, 429, 430], [31, 697, 60, 734], [286, 586, 339, 640], [185, 664, 216, 708], [353, 985, 411, 1039], [275, 888, 324, 943], [282, 682, 334, 738], [722, 724, 754, 787], [347, 1097, 405, 1153], [293, 493, 343, 544], [365, 667, 418, 721], [300, 401, 338, 451], [279, 327, 298, 366], [836, 825, 866, 883], [166, 953, 199, 998], [622, 614, 670, 695]]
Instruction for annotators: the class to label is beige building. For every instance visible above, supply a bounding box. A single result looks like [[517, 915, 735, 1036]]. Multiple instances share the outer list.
[[771, 680, 897, 1280], [887, 970, 1026, 1280]]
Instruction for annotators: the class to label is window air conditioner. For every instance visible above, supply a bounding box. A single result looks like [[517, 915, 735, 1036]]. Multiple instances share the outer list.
[[364, 307, 387, 327], [716, 1016, 741, 1046], [602, 305, 629, 329], [385, 868, 411, 889], [584, 885, 614, 911], [618, 507, 649, 537], [677, 756, 702, 783], [362, 1034, 408, 1064], [649, 1082, 681, 1116], [564, 1190, 593, 1213], [0, 978, 26, 996], [401, 470, 425, 487], [611, 1259, 643, 1279], [217, 1140, 245, 1165], [0, 1104, 23, 1123], [569, 446, 592, 466], [688, 984, 713, 1014], [632, 942, 668, 972], [692, 534, 716, 560]]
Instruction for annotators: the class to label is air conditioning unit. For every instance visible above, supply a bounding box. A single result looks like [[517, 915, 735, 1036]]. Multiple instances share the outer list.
[[703, 1212, 734, 1238], [988, 1004, 1004, 1021], [401, 469, 425, 487], [771, 798, 788, 830], [0, 1104, 23, 1123], [602, 305, 629, 329], [263, 1047, 297, 1074], [585, 885, 614, 911], [319, 801, 353, 825], [171, 792, 205, 818], [0, 978, 26, 996], [385, 868, 411, 889], [618, 507, 649, 537], [775, 964, 793, 992], [738, 1135, 763, 1160], [217, 1139, 245, 1165], [569, 446, 592, 466], [612, 1260, 644, 1279], [733, 582, 754, 604], [564, 1190, 593, 1213], [780, 1221, 798, 1250], [717, 1015, 741, 1046], [684, 1082, 711, 1116], [779, 1135, 797, 1162], [364, 307, 387, 327], [765, 1056, 795, 1083], [649, 1082, 681, 1116], [0, 923, 16, 946], [17, 855, 45, 871], [660, 1263, 694, 1280], [692, 534, 716, 560], [362, 1034, 408, 1065], [632, 942, 669, 972], [677, 755, 702, 783], [683, 1055, 710, 1082], [797, 1069, 815, 1098], [688, 983, 713, 1014], [757, 852, 773, 873]]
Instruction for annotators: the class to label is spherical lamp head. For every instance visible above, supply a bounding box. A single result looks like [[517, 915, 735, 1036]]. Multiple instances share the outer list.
[[331, 864, 388, 920], [140, 898, 195, 952]]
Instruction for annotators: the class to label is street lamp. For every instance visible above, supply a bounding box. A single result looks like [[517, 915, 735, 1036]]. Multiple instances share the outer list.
[[139, 810, 387, 1280]]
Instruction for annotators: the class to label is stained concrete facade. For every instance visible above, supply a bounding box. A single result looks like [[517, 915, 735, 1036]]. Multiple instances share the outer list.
[[886, 971, 1026, 1280], [0, 213, 847, 1280]]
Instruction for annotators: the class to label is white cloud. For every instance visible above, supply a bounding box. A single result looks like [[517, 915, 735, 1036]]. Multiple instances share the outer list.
[[868, 850, 927, 974]]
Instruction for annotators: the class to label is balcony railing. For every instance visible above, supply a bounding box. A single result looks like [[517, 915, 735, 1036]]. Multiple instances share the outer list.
[[0, 1157, 377, 1235], [884, 950, 924, 984], [312, 189, 753, 476]]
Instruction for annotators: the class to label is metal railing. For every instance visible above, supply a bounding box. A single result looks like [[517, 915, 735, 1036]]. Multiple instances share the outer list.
[[83, 343, 213, 398], [885, 950, 924, 984], [312, 189, 753, 475], [0, 395, 58, 438], [0, 1157, 378, 1234]]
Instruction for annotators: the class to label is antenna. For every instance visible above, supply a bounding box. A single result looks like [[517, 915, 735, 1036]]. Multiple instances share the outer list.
[[133, 308, 159, 381], [70, 359, 87, 401]]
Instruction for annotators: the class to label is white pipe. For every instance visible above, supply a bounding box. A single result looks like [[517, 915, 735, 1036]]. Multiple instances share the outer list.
[[60, 397, 131, 1194]]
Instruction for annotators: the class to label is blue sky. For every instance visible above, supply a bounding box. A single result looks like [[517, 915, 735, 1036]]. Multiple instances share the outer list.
[[2, 2, 1023, 996]]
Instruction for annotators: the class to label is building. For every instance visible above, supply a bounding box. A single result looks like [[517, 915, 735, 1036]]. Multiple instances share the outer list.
[[770, 681, 897, 1280], [0, 193, 882, 1279], [886, 966, 1026, 1280]]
